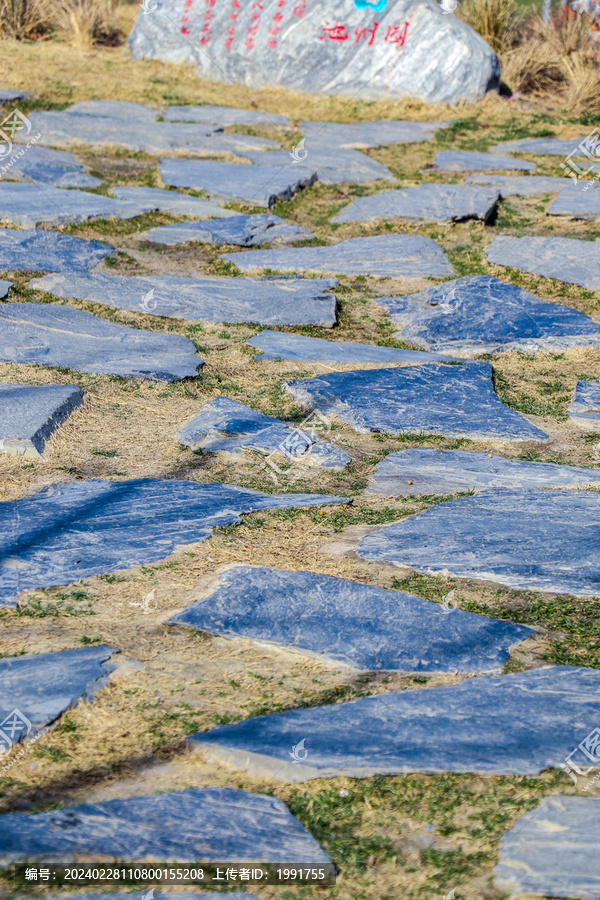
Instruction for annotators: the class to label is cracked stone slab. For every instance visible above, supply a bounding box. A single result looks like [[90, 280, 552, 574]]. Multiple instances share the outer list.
[[189, 666, 600, 781], [300, 120, 449, 149], [0, 145, 103, 188], [464, 174, 571, 195], [0, 280, 11, 298], [165, 104, 288, 126], [568, 380, 600, 424], [247, 329, 454, 364], [367, 448, 600, 496], [111, 186, 238, 218], [428, 150, 536, 173], [169, 564, 533, 673], [357, 488, 600, 596], [493, 795, 600, 899], [142, 213, 313, 247], [548, 184, 600, 220], [238, 148, 394, 184], [0, 646, 117, 749], [31, 273, 338, 327], [222, 235, 454, 278], [0, 227, 114, 273], [160, 158, 317, 208], [0, 90, 31, 102], [285, 362, 549, 442], [0, 478, 348, 606], [0, 383, 83, 457], [0, 786, 331, 864], [332, 184, 500, 224], [0, 303, 202, 381], [374, 274, 600, 356], [487, 235, 600, 290], [177, 397, 350, 468], [0, 182, 154, 228], [491, 137, 593, 156]]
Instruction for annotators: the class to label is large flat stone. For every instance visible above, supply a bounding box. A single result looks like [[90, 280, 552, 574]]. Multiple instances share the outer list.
[[332, 184, 499, 223], [178, 397, 350, 468], [64, 100, 161, 122], [367, 448, 600, 496], [238, 148, 394, 185], [0, 479, 347, 606], [1, 145, 103, 188], [0, 646, 117, 751], [464, 173, 571, 195], [0, 227, 114, 273], [170, 564, 533, 673], [165, 104, 288, 126], [247, 329, 453, 364], [300, 120, 448, 149], [374, 274, 600, 355], [548, 184, 600, 220], [31, 273, 338, 327], [429, 150, 536, 172], [286, 363, 549, 442], [111, 186, 238, 218], [142, 213, 312, 246], [190, 666, 600, 781], [222, 235, 454, 278], [0, 90, 31, 102], [493, 796, 600, 899], [0, 383, 83, 457], [0, 182, 154, 227], [357, 488, 600, 596], [487, 235, 600, 290], [491, 137, 592, 156], [0, 280, 11, 297], [37, 895, 259, 900], [568, 380, 600, 424], [0, 303, 202, 381], [0, 786, 331, 864], [160, 158, 317, 208]]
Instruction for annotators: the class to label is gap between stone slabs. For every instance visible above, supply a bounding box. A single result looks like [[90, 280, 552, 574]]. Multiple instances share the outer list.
[[140, 213, 313, 247]]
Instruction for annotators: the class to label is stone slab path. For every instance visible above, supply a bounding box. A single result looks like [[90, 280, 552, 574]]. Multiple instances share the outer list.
[[111, 186, 238, 218], [0, 383, 83, 457], [0, 182, 154, 228], [491, 137, 591, 156], [374, 274, 600, 355], [356, 488, 600, 596], [246, 329, 454, 364], [0, 89, 31, 101], [464, 173, 571, 195], [548, 184, 600, 220], [0, 280, 11, 298], [222, 234, 454, 278], [0, 303, 202, 381], [332, 184, 500, 224], [1, 145, 103, 188], [487, 235, 600, 290], [31, 273, 338, 327], [428, 150, 536, 173], [285, 362, 549, 441], [238, 148, 395, 184], [165, 104, 288, 126], [568, 380, 600, 424], [0, 787, 331, 864], [190, 666, 600, 781], [169, 564, 533, 673], [0, 479, 347, 606], [299, 120, 448, 148], [0, 227, 114, 273], [141, 213, 313, 246], [177, 397, 350, 468]]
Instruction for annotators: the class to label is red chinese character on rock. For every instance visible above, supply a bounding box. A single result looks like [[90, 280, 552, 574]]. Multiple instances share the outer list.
[[244, 0, 263, 49], [384, 22, 409, 46], [180, 0, 194, 35], [292, 0, 306, 16], [320, 21, 349, 41], [354, 22, 378, 46]]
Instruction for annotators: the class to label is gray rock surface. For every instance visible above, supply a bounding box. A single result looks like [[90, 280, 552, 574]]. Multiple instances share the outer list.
[[367, 448, 600, 496], [428, 150, 536, 172], [127, 1, 499, 105], [332, 184, 500, 223], [0, 478, 347, 606], [111, 186, 238, 218], [356, 487, 600, 595], [169, 564, 533, 672], [487, 235, 600, 290], [247, 329, 453, 364], [0, 280, 11, 298], [0, 227, 114, 273], [190, 666, 600, 781], [0, 90, 31, 102], [31, 273, 338, 328], [491, 137, 592, 156], [493, 796, 600, 899], [160, 158, 317, 208], [0, 303, 202, 381], [375, 274, 600, 355], [64, 100, 160, 122], [0, 786, 331, 864], [548, 184, 600, 220], [300, 119, 448, 148], [568, 380, 600, 423], [0, 183, 154, 227], [0, 383, 83, 457], [464, 173, 571, 195], [222, 234, 454, 278], [286, 362, 549, 442], [142, 213, 313, 246], [238, 148, 395, 185], [177, 397, 350, 468], [0, 145, 103, 188], [41, 895, 259, 900], [165, 104, 288, 126]]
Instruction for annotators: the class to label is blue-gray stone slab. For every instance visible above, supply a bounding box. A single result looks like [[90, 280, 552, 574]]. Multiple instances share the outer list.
[[374, 274, 600, 355], [111, 186, 238, 218], [487, 235, 600, 290], [0, 182, 153, 228], [548, 184, 600, 220], [0, 303, 201, 381], [493, 796, 600, 899], [0, 478, 348, 606], [222, 235, 454, 278], [299, 120, 448, 148], [286, 363, 549, 442], [0, 383, 83, 457], [142, 213, 312, 246], [0, 279, 11, 297], [247, 330, 454, 365], [568, 380, 600, 423], [238, 148, 394, 185], [0, 90, 31, 102], [491, 137, 592, 156], [165, 104, 288, 126], [464, 173, 571, 195], [63, 100, 160, 122], [177, 397, 350, 468], [31, 273, 338, 327], [332, 184, 500, 224], [160, 158, 317, 208], [0, 786, 331, 864], [0, 646, 117, 746], [367, 448, 600, 496], [0, 145, 103, 188], [43, 895, 260, 900], [0, 227, 114, 273], [428, 150, 536, 172], [189, 666, 600, 781], [357, 488, 600, 596], [169, 564, 533, 673]]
